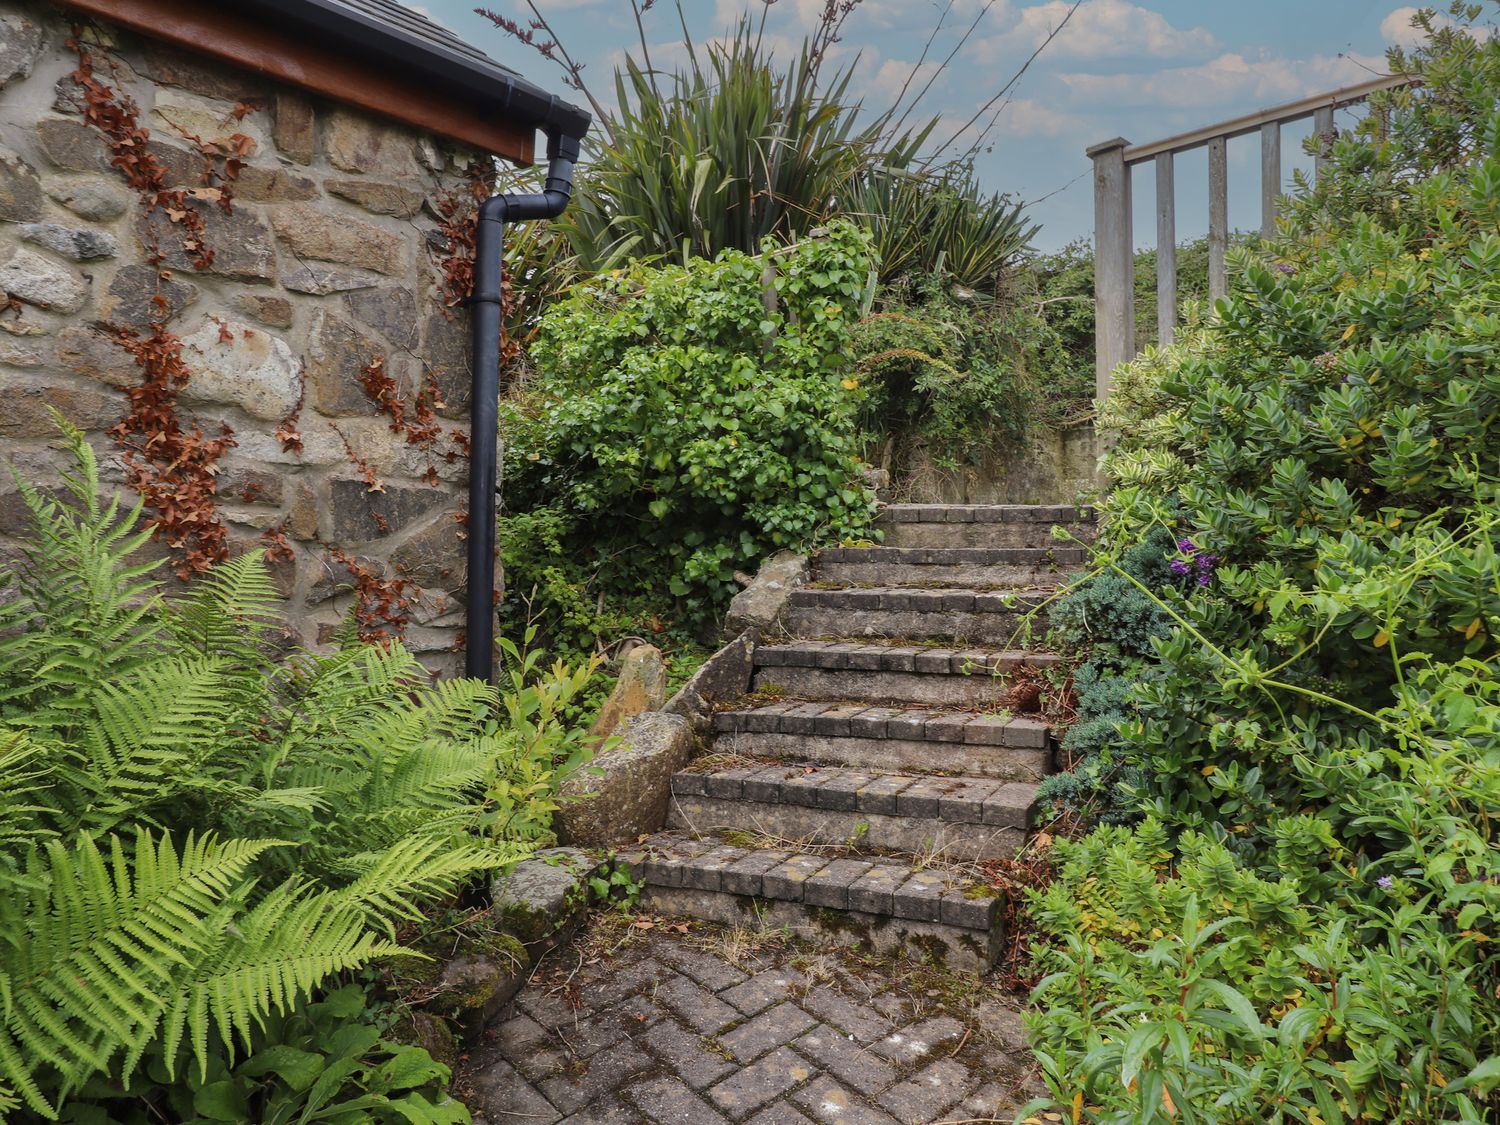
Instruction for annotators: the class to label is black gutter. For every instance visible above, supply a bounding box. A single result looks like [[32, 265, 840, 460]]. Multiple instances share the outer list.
[[465, 127, 584, 682]]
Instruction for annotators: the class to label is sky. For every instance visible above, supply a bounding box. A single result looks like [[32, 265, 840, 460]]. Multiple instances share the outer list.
[[416, 0, 1449, 252]]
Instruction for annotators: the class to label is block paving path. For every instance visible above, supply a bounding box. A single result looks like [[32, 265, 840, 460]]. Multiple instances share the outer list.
[[459, 921, 1041, 1125]]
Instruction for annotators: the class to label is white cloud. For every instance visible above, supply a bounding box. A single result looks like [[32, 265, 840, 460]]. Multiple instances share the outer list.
[[1057, 50, 1383, 108], [1379, 6, 1427, 47], [1380, 4, 1495, 47], [974, 0, 1216, 64]]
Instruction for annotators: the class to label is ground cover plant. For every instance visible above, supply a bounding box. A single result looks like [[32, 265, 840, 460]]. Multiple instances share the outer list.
[[0, 420, 593, 1122], [1023, 7, 1500, 1121]]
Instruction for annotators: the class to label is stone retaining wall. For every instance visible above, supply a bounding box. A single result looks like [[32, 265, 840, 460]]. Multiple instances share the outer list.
[[0, 0, 491, 673]]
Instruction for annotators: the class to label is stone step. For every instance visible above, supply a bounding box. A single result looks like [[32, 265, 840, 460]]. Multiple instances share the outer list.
[[816, 544, 1087, 587], [753, 640, 1059, 708], [617, 833, 1007, 972], [785, 586, 1052, 646], [878, 504, 1096, 549], [713, 699, 1052, 781], [667, 763, 1035, 860]]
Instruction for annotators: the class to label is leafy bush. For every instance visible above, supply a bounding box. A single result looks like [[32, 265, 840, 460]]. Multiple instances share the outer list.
[[1026, 236, 1215, 427], [0, 421, 589, 1120], [1024, 11, 1500, 1120], [499, 221, 878, 647], [851, 271, 1039, 474]]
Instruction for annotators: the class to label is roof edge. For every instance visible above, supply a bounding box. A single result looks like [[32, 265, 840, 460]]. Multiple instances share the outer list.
[[243, 0, 591, 140]]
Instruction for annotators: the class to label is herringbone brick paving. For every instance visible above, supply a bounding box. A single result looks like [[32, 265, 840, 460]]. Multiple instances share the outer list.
[[460, 921, 1039, 1124]]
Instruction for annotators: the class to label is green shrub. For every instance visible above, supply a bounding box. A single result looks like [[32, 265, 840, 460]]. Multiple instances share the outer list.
[[1025, 11, 1500, 1120], [851, 271, 1038, 474], [500, 220, 878, 644], [0, 421, 590, 1120]]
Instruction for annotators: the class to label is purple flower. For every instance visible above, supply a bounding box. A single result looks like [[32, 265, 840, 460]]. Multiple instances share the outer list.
[[1177, 538, 1197, 553], [1275, 262, 1296, 275], [1197, 573, 1212, 587], [1196, 553, 1220, 572], [1377, 875, 1394, 890], [1170, 559, 1191, 577]]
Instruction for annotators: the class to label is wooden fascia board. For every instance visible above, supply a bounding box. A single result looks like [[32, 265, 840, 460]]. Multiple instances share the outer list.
[[55, 0, 535, 164]]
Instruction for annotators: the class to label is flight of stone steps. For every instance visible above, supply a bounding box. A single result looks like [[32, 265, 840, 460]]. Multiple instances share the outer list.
[[618, 504, 1094, 973]]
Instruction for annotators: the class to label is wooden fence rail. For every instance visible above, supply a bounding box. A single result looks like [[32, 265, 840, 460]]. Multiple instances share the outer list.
[[1088, 73, 1414, 403]]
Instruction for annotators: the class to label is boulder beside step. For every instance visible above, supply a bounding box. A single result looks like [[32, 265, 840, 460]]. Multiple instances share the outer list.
[[712, 700, 1053, 781], [667, 763, 1034, 861], [616, 833, 1007, 973], [752, 639, 1060, 707]]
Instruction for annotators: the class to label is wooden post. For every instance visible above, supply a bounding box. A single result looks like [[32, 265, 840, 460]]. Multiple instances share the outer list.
[[1260, 121, 1280, 240], [1088, 137, 1133, 404], [1314, 104, 1334, 180], [1208, 135, 1227, 303], [1156, 151, 1176, 347]]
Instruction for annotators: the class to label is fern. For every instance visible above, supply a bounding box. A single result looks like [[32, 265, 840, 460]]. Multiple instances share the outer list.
[[0, 420, 566, 1119]]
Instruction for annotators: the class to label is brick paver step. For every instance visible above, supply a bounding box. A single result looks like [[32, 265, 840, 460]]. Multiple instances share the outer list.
[[815, 543, 1086, 587], [752, 640, 1057, 707], [667, 763, 1035, 860], [877, 503, 1096, 549], [616, 833, 1008, 973], [784, 586, 1053, 645], [712, 698, 1053, 781]]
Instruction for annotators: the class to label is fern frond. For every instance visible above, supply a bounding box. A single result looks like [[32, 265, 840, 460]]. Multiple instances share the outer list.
[[326, 835, 517, 935], [167, 550, 284, 669], [0, 416, 166, 723], [161, 879, 403, 1077], [0, 829, 284, 1116], [68, 658, 239, 832]]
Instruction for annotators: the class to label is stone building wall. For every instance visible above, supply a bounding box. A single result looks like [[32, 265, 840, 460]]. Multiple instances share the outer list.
[[0, 0, 490, 674]]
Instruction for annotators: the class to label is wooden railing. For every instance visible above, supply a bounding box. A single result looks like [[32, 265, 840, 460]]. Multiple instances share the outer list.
[[1088, 73, 1414, 402]]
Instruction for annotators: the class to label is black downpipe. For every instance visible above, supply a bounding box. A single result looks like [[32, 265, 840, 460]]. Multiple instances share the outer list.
[[466, 129, 583, 682]]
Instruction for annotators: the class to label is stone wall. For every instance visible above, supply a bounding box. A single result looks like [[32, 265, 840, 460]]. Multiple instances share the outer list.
[[893, 421, 1105, 506], [0, 0, 489, 674]]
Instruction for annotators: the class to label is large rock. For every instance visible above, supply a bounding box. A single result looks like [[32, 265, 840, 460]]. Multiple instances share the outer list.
[[141, 201, 277, 281], [422, 310, 469, 418], [724, 551, 808, 637], [21, 223, 118, 261], [491, 848, 598, 949], [327, 178, 425, 218], [46, 176, 128, 222], [179, 317, 301, 420], [390, 506, 466, 587], [588, 644, 668, 743], [0, 248, 89, 314], [57, 325, 141, 388], [325, 107, 422, 179], [0, 8, 43, 91], [0, 149, 44, 222], [344, 285, 418, 346], [35, 116, 113, 173], [423, 936, 529, 1043], [6, 378, 121, 441], [555, 711, 694, 849], [272, 90, 316, 164], [270, 203, 408, 276], [306, 308, 381, 415], [663, 629, 759, 736], [151, 89, 268, 154], [327, 478, 450, 543], [100, 265, 200, 328]]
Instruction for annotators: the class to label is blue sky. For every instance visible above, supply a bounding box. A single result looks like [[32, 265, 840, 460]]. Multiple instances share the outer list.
[[418, 1, 1442, 251]]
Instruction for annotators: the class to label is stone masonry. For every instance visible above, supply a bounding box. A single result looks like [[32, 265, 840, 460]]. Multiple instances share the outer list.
[[0, 0, 487, 672]]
